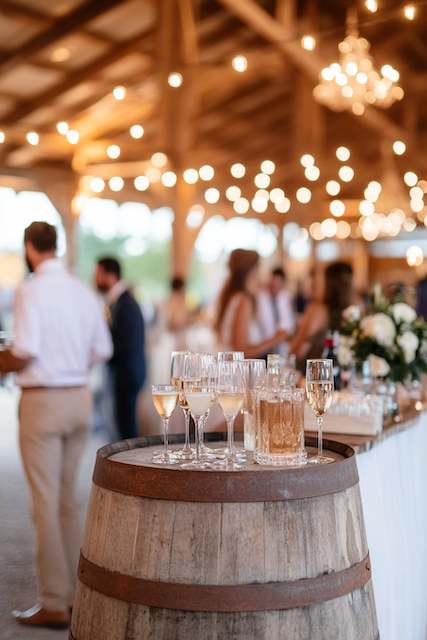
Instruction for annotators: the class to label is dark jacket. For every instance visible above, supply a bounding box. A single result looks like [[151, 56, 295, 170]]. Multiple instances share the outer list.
[[109, 289, 146, 390]]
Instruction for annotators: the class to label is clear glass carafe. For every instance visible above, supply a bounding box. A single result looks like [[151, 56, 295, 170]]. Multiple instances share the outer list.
[[255, 387, 307, 466]]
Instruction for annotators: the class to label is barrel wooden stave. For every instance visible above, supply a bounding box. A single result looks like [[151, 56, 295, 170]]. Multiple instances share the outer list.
[[81, 485, 367, 585], [72, 582, 377, 640]]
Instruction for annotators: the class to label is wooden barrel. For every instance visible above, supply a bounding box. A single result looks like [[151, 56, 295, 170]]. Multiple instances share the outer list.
[[71, 435, 378, 640]]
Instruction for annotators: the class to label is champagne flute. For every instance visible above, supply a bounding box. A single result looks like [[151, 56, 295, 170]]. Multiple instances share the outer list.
[[305, 359, 335, 464], [151, 384, 179, 464], [241, 359, 266, 453], [216, 360, 245, 469], [170, 350, 193, 460], [182, 354, 216, 469]]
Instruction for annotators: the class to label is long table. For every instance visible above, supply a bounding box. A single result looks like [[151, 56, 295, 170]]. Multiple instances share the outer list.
[[320, 411, 427, 640]]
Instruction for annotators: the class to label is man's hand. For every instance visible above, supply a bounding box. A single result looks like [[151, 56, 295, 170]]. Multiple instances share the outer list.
[[0, 349, 30, 374]]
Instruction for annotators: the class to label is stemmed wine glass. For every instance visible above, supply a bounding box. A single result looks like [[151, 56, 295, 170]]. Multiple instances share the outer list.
[[182, 353, 216, 469], [218, 351, 244, 362], [151, 384, 179, 464], [215, 360, 245, 469], [305, 359, 335, 464], [170, 351, 193, 460]]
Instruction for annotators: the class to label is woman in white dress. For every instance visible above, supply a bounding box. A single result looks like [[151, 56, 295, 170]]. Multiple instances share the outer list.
[[215, 249, 287, 358]]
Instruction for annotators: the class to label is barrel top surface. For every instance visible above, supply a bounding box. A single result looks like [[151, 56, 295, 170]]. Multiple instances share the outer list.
[[92, 435, 359, 502]]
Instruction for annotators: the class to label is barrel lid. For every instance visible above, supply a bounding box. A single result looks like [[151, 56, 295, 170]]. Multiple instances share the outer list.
[[93, 435, 358, 502]]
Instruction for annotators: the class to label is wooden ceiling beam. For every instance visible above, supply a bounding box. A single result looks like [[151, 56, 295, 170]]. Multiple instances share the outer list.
[[0, 0, 125, 75], [218, 0, 410, 142]]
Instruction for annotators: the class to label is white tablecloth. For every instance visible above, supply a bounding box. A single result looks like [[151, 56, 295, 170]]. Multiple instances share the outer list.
[[357, 412, 427, 640]]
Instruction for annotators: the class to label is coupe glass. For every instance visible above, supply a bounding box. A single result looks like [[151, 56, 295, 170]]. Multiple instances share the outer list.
[[182, 353, 216, 469], [215, 360, 245, 469], [241, 358, 266, 453], [170, 350, 193, 460], [151, 384, 179, 464], [305, 359, 335, 464]]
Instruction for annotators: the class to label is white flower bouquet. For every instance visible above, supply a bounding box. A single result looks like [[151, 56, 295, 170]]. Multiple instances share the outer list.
[[340, 297, 427, 383]]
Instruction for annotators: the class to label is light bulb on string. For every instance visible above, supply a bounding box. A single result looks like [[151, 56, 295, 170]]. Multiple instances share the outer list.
[[232, 55, 248, 72], [230, 163, 245, 178], [130, 124, 144, 139]]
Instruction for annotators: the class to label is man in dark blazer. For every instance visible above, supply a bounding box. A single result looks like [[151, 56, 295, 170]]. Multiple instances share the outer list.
[[95, 257, 146, 440]]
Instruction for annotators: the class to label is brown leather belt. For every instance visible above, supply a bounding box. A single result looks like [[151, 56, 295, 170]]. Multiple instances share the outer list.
[[21, 385, 86, 391]]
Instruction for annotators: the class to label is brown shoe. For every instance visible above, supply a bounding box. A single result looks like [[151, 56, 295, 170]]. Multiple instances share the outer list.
[[12, 603, 70, 629]]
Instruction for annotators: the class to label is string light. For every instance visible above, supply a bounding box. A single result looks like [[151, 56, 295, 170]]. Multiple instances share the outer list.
[[301, 35, 316, 51], [226, 186, 241, 201], [255, 189, 269, 200], [109, 176, 124, 192], [336, 146, 350, 161], [232, 55, 248, 72], [113, 86, 126, 100], [0, 131, 5, 143], [233, 197, 249, 214], [326, 180, 340, 196], [186, 205, 205, 229], [260, 160, 275, 174], [130, 124, 144, 139], [26, 131, 39, 145], [183, 168, 199, 184], [404, 171, 418, 187], [275, 197, 291, 213], [305, 166, 320, 181], [407, 245, 423, 267], [365, 0, 378, 12], [107, 144, 120, 159], [56, 121, 69, 135], [230, 163, 245, 178], [151, 152, 168, 168], [252, 196, 268, 213], [296, 187, 311, 203], [403, 4, 416, 20], [161, 171, 177, 187], [134, 176, 149, 191], [168, 72, 183, 88], [410, 186, 424, 200], [90, 177, 105, 193], [336, 220, 351, 238], [199, 165, 214, 181], [359, 200, 375, 216], [330, 200, 346, 217], [270, 188, 285, 203], [254, 173, 270, 189], [393, 140, 406, 155], [321, 218, 337, 237], [66, 130, 79, 144], [300, 154, 315, 167], [205, 187, 220, 204], [338, 165, 354, 182], [146, 167, 161, 183]]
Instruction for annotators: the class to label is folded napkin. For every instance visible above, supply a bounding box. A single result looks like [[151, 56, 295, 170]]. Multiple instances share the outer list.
[[304, 392, 383, 436]]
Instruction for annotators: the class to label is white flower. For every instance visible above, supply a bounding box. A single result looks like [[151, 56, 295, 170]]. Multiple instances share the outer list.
[[397, 331, 419, 363], [342, 305, 361, 323], [368, 354, 390, 378], [392, 303, 416, 325], [361, 313, 396, 347]]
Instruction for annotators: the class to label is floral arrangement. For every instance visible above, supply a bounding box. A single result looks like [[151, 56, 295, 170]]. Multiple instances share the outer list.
[[339, 297, 427, 383]]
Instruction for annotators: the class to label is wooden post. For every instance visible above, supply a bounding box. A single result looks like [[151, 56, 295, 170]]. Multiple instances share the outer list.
[[352, 240, 370, 294], [172, 177, 199, 278]]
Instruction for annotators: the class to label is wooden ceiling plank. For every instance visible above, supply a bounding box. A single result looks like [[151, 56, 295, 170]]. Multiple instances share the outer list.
[[0, 0, 124, 75]]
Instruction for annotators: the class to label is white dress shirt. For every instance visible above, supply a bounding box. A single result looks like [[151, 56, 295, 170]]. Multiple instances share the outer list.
[[12, 259, 112, 388], [257, 288, 296, 339]]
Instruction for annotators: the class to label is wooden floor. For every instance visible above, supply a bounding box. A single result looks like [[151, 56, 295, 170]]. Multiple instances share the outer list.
[[0, 387, 103, 640]]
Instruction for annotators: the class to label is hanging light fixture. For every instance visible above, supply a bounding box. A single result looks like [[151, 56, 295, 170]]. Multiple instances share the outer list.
[[314, 9, 403, 115]]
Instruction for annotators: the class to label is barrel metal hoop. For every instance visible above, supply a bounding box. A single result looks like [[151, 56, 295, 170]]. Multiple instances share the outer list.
[[92, 435, 359, 502], [77, 552, 372, 613]]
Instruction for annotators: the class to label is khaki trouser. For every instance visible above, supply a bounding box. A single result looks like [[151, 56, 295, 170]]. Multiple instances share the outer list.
[[19, 387, 92, 611]]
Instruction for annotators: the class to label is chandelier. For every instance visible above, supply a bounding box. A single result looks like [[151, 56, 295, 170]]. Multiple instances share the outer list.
[[314, 32, 404, 116]]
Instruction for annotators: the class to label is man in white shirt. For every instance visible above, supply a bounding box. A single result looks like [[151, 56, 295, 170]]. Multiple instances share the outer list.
[[258, 267, 295, 353], [0, 222, 112, 630]]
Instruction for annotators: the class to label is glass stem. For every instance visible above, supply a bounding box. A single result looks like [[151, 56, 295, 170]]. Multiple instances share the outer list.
[[194, 416, 201, 461], [198, 415, 205, 451], [226, 417, 235, 459], [162, 418, 170, 457], [183, 409, 191, 452], [317, 415, 324, 458]]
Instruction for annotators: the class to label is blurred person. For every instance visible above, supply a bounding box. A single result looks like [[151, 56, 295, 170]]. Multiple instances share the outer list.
[[416, 275, 427, 322], [290, 262, 354, 366], [162, 276, 193, 349], [258, 267, 295, 349], [215, 249, 287, 358], [0, 222, 112, 629], [95, 257, 146, 440]]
